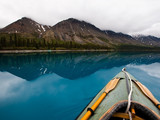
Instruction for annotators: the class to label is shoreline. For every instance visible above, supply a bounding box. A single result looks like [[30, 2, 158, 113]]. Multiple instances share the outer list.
[[0, 49, 112, 53], [0, 49, 160, 53]]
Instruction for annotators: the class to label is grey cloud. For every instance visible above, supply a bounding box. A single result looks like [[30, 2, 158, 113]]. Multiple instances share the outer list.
[[0, 0, 160, 37]]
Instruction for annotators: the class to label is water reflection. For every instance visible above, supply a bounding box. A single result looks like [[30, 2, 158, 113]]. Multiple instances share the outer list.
[[0, 52, 160, 120], [0, 72, 25, 101], [128, 63, 160, 78], [0, 68, 112, 120], [0, 52, 160, 80]]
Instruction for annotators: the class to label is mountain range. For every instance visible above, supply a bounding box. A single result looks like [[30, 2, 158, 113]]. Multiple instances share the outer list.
[[0, 17, 160, 50]]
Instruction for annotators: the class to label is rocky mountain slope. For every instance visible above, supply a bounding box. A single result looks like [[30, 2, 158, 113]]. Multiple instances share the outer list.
[[134, 35, 160, 47], [104, 30, 138, 44], [50, 18, 109, 46], [0, 17, 160, 50], [0, 17, 51, 37]]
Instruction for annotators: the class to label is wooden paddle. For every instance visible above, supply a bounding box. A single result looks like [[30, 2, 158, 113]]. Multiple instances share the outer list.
[[81, 77, 120, 120], [134, 81, 160, 110]]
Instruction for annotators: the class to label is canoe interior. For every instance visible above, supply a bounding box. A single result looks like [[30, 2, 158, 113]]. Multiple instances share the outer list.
[[77, 72, 160, 120]]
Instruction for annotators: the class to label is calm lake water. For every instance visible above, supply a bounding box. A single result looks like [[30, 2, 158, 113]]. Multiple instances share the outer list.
[[0, 52, 160, 120]]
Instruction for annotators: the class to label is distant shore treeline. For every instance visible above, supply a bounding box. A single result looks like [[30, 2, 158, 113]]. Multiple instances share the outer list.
[[1, 33, 160, 51], [0, 33, 109, 50]]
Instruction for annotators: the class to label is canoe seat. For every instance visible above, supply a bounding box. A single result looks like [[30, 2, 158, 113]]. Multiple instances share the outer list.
[[112, 112, 144, 120], [100, 100, 160, 120]]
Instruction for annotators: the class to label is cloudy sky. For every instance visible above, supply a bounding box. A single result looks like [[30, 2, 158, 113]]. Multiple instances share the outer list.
[[0, 0, 160, 37]]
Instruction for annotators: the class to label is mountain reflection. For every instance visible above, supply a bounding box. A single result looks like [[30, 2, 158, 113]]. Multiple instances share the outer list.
[[0, 52, 160, 80]]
